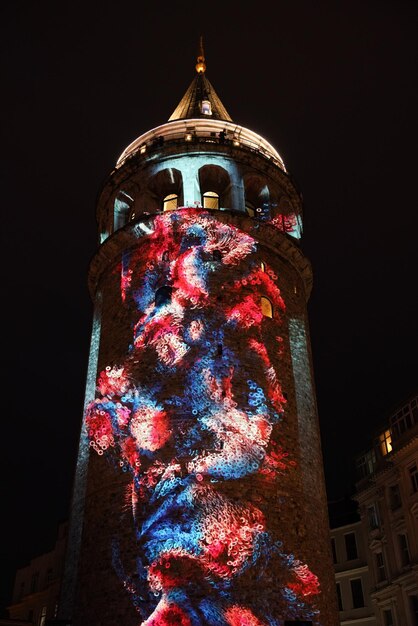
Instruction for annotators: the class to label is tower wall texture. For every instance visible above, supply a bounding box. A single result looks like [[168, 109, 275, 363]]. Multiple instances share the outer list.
[[64, 128, 339, 625]]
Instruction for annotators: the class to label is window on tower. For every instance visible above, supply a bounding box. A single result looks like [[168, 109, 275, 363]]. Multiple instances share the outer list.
[[261, 296, 273, 318], [201, 100, 212, 115], [163, 194, 179, 211], [155, 286, 172, 307], [203, 191, 219, 209]]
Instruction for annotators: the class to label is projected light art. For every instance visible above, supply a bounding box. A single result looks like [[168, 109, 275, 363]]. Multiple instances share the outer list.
[[86, 209, 321, 625]]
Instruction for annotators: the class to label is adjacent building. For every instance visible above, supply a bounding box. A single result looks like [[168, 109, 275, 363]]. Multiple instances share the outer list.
[[354, 391, 418, 625], [1, 522, 68, 626]]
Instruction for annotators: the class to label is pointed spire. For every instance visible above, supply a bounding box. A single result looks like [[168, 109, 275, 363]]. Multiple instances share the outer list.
[[168, 38, 232, 122], [195, 35, 206, 74]]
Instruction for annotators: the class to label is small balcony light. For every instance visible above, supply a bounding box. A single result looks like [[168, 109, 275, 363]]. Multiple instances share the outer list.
[[140, 144, 147, 154], [185, 133, 193, 141], [233, 139, 240, 147]]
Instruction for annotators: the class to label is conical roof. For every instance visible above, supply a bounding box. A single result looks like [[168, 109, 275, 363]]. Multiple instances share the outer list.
[[168, 38, 232, 123]]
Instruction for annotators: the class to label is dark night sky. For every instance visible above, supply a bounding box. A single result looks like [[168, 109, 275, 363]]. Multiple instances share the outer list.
[[1, 0, 417, 616]]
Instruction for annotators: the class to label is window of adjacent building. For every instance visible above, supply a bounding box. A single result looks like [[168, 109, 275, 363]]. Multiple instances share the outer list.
[[336, 582, 343, 611], [260, 296, 273, 318], [39, 605, 47, 626], [45, 568, 53, 585], [368, 503, 379, 530], [390, 399, 417, 440], [410, 595, 418, 625], [379, 429, 392, 456], [389, 483, 402, 510], [345, 532, 358, 560], [331, 537, 338, 564], [356, 448, 376, 479], [31, 572, 39, 593], [202, 191, 219, 210], [18, 582, 24, 600], [398, 533, 411, 566], [409, 463, 418, 493], [260, 261, 265, 272], [163, 194, 178, 211], [350, 578, 365, 608], [383, 608, 394, 626], [376, 551, 387, 582]]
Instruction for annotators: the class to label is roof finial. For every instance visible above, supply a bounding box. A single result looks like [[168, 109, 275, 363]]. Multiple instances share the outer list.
[[195, 35, 206, 74]]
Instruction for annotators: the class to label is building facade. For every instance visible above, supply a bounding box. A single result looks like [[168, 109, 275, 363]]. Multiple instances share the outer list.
[[1, 522, 68, 626], [354, 392, 418, 625], [59, 43, 338, 626], [329, 498, 377, 625]]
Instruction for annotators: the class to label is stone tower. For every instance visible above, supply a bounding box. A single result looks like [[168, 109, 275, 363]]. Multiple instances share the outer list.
[[60, 41, 339, 626]]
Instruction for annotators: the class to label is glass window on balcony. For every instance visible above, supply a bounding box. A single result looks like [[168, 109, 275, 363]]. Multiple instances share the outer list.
[[163, 194, 178, 211], [203, 191, 219, 210]]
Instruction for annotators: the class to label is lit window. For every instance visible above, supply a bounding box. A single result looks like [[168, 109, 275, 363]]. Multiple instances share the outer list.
[[139, 144, 147, 154], [203, 191, 219, 209], [163, 194, 178, 211], [260, 261, 265, 272], [201, 100, 212, 115], [130, 211, 136, 221], [261, 296, 273, 318], [379, 429, 392, 456]]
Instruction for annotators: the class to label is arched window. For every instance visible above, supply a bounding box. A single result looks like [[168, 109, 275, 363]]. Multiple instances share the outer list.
[[163, 194, 178, 211], [203, 191, 219, 210], [261, 296, 273, 318], [155, 286, 172, 307]]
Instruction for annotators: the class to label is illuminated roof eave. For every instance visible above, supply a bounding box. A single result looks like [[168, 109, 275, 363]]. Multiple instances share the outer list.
[[116, 119, 287, 172]]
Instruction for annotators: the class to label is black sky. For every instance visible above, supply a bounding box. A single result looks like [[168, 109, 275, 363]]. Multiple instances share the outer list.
[[1, 0, 417, 616]]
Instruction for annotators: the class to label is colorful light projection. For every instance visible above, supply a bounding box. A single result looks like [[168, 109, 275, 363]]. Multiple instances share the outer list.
[[86, 209, 320, 625]]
